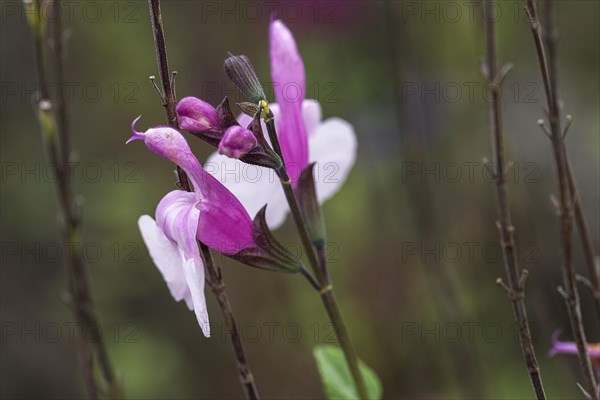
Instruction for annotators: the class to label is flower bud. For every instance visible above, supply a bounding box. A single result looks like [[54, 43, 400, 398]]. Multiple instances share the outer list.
[[218, 125, 257, 159], [176, 97, 219, 133], [224, 54, 266, 104]]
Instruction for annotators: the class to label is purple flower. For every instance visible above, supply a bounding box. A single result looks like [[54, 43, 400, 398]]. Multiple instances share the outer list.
[[218, 125, 257, 159], [206, 20, 357, 228], [176, 96, 219, 132], [549, 330, 600, 377], [269, 19, 308, 176], [128, 117, 257, 336]]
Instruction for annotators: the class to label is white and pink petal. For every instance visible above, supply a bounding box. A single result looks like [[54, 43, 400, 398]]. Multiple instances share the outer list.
[[138, 215, 192, 308], [205, 152, 289, 229], [308, 117, 357, 203]]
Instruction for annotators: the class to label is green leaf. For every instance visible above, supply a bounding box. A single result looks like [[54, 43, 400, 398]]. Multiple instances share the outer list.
[[313, 345, 382, 400]]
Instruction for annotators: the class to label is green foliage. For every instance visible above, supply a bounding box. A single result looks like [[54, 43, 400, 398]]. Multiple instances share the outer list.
[[313, 345, 382, 400]]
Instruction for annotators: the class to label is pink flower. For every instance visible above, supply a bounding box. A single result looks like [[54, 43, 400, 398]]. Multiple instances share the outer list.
[[549, 330, 600, 378], [128, 117, 257, 337], [206, 20, 357, 228], [176, 97, 219, 133], [218, 125, 258, 159]]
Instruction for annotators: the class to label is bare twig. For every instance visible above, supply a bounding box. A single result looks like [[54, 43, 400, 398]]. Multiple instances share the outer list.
[[29, 0, 117, 397], [567, 155, 600, 314], [483, 1, 546, 398], [200, 242, 259, 399], [525, 1, 598, 397], [146, 1, 259, 398], [51, 0, 69, 165]]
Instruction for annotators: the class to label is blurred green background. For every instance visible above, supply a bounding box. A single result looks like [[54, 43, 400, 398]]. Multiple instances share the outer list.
[[1, 0, 598, 398]]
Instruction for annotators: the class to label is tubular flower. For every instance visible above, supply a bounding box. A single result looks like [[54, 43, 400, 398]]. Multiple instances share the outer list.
[[128, 117, 256, 337], [549, 330, 600, 377], [206, 20, 357, 228]]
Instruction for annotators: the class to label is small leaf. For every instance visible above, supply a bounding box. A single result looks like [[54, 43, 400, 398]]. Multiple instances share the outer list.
[[216, 96, 239, 130], [237, 101, 260, 117], [313, 345, 382, 400]]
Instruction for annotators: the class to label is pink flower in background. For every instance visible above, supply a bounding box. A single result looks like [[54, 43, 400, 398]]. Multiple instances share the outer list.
[[128, 118, 257, 337], [549, 330, 600, 377], [205, 20, 357, 228]]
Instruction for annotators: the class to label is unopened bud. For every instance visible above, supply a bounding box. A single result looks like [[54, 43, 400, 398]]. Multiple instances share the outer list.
[[176, 97, 219, 133], [224, 53, 266, 104], [218, 126, 257, 159]]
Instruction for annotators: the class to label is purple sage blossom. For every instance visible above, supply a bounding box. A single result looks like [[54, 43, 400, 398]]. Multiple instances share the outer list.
[[218, 125, 258, 159], [176, 97, 219, 132], [549, 330, 600, 377], [128, 117, 257, 337], [206, 20, 357, 228]]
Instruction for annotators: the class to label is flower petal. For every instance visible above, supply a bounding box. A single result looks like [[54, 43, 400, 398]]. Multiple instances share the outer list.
[[195, 170, 256, 254], [270, 20, 308, 178], [308, 117, 358, 203], [156, 191, 198, 247], [154, 190, 210, 337], [205, 152, 289, 229], [180, 250, 210, 337], [138, 215, 192, 309], [303, 100, 322, 136]]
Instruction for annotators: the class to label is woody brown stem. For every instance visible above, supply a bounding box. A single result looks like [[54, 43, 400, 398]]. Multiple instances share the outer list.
[[483, 1, 546, 398], [29, 0, 117, 397], [525, 1, 598, 398]]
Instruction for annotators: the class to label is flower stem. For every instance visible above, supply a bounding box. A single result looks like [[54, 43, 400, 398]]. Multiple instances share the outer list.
[[147, 1, 260, 398], [266, 119, 369, 399], [278, 172, 321, 277]]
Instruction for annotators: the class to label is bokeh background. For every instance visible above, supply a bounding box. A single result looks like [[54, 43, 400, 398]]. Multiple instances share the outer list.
[[1, 0, 599, 398]]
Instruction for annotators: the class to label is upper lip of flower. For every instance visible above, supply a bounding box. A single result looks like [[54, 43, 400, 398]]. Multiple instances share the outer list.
[[269, 19, 309, 179]]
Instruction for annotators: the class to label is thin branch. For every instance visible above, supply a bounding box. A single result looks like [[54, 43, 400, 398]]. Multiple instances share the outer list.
[[567, 154, 600, 313], [525, 1, 598, 398], [51, 0, 70, 165], [483, 1, 546, 398], [146, 2, 259, 398], [30, 0, 117, 397], [200, 242, 259, 400]]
